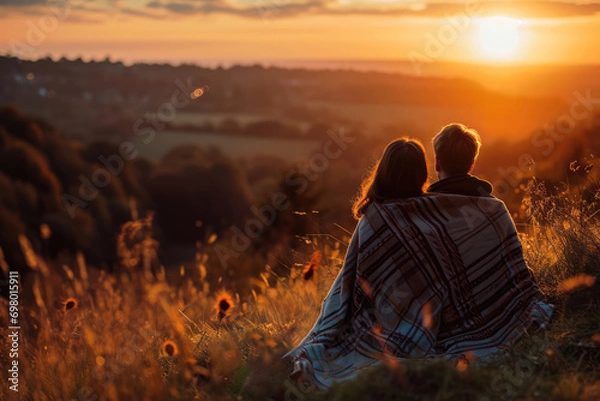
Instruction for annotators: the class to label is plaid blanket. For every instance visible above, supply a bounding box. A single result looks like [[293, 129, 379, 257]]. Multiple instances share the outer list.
[[285, 194, 554, 390]]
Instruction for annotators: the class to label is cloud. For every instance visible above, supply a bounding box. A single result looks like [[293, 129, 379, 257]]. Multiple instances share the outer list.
[[141, 0, 600, 19], [478, 1, 600, 19], [0, 0, 46, 4], [2, 0, 600, 20], [147, 1, 196, 14], [120, 5, 164, 18]]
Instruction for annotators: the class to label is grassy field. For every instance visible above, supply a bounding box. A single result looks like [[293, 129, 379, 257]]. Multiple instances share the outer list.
[[172, 112, 312, 133], [138, 130, 319, 161], [1, 182, 599, 401]]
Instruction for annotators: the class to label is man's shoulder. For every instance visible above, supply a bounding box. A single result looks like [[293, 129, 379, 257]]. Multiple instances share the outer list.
[[427, 174, 494, 197]]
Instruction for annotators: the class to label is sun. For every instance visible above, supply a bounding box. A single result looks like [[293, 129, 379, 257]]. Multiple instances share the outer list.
[[476, 17, 522, 60]]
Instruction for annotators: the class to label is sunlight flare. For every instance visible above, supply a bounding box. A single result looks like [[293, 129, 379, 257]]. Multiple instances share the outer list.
[[476, 17, 523, 60]]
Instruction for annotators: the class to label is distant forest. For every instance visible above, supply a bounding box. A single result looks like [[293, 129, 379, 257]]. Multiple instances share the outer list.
[[0, 105, 370, 285]]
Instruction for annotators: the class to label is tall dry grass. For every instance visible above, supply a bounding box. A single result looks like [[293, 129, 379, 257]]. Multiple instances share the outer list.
[[0, 215, 345, 400], [0, 179, 598, 401]]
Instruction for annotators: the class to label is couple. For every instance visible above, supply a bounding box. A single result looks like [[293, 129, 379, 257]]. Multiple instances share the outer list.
[[285, 123, 554, 390]]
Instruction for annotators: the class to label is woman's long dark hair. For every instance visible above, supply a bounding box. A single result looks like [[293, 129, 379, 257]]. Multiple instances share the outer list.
[[352, 138, 428, 219]]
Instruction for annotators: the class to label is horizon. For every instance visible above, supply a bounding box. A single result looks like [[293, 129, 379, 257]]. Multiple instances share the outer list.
[[5, 53, 600, 71], [2, 1, 600, 66]]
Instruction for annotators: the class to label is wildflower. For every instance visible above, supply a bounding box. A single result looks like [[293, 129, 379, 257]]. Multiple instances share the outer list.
[[457, 357, 469, 372], [422, 303, 433, 330], [302, 251, 322, 280], [161, 340, 179, 357], [557, 274, 595, 294], [40, 224, 52, 240], [214, 289, 235, 320], [62, 297, 79, 312]]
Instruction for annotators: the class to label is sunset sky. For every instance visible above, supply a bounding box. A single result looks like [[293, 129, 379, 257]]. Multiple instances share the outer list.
[[1, 0, 599, 66]]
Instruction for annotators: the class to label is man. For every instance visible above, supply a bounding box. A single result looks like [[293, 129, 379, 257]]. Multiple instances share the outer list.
[[428, 123, 494, 197]]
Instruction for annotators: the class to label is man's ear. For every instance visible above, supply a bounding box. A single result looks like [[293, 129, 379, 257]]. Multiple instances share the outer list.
[[435, 158, 441, 172]]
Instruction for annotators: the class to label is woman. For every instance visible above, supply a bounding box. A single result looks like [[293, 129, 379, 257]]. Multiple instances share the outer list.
[[351, 137, 429, 218], [285, 138, 553, 391]]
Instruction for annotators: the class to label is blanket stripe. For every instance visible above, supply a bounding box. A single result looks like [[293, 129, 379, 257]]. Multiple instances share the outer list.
[[286, 194, 553, 390]]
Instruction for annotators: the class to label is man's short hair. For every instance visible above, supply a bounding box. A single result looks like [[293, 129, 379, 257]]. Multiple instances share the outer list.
[[433, 123, 482, 176]]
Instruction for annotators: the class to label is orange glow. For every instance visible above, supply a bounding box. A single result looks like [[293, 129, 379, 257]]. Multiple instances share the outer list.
[[422, 303, 433, 330], [191, 88, 205, 99], [0, 5, 599, 65], [557, 274, 595, 294], [457, 358, 469, 372], [475, 17, 523, 61]]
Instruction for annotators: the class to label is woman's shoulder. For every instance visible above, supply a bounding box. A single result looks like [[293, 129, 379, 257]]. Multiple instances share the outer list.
[[375, 194, 509, 219]]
